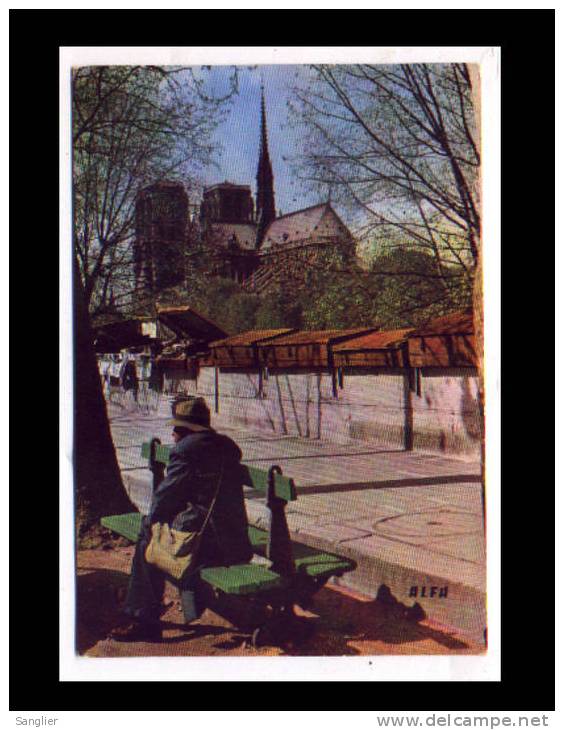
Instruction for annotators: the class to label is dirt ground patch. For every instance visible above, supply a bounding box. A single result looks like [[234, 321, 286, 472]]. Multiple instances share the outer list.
[[76, 547, 484, 657]]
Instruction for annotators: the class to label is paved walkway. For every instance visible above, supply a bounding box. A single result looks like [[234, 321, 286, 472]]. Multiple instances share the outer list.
[[107, 397, 486, 644]]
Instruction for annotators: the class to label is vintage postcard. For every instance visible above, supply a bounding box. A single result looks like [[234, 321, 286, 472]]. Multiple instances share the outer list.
[[61, 46, 500, 681]]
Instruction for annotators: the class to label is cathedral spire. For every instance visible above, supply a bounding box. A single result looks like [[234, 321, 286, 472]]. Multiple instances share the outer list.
[[255, 84, 276, 248]]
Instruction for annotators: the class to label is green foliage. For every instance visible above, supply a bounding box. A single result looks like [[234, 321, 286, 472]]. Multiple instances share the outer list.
[[214, 291, 260, 335], [299, 270, 378, 330], [133, 245, 471, 337], [255, 287, 303, 330], [369, 248, 472, 328], [150, 276, 259, 336], [291, 247, 472, 331]]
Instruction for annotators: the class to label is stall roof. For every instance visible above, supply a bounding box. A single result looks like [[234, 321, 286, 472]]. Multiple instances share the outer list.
[[93, 318, 156, 352], [260, 328, 378, 346], [156, 305, 228, 342], [209, 329, 296, 348], [333, 328, 414, 352], [411, 310, 474, 337]]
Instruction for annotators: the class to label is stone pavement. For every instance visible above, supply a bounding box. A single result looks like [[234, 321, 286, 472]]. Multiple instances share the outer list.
[[107, 396, 486, 645]]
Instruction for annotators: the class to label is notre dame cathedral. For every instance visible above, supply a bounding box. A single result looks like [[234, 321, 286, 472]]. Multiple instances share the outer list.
[[133, 90, 355, 296]]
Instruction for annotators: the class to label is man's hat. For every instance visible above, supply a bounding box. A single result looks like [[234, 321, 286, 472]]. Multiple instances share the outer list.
[[169, 397, 211, 431]]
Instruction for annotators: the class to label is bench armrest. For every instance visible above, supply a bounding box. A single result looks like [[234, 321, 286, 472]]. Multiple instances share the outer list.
[[140, 441, 297, 501]]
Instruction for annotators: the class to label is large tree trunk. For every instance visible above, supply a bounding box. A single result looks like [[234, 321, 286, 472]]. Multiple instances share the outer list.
[[473, 240, 485, 524], [74, 253, 135, 540], [469, 64, 485, 525]]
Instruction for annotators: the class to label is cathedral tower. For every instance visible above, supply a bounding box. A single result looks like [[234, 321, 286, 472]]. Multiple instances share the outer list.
[[255, 86, 276, 248], [134, 181, 188, 293]]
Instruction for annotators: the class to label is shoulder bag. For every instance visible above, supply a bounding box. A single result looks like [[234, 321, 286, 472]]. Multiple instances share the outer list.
[[145, 454, 224, 582]]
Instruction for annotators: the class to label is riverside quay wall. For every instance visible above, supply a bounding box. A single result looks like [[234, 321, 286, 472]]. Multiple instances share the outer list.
[[155, 364, 481, 459], [191, 366, 480, 458]]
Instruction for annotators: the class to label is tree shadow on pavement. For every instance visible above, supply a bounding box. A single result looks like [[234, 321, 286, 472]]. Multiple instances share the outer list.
[[157, 622, 227, 644], [76, 567, 130, 654], [76, 561, 477, 657], [76, 566, 242, 655], [280, 583, 473, 656]]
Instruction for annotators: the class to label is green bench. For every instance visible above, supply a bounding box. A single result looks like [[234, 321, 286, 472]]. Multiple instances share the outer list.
[[101, 438, 356, 646]]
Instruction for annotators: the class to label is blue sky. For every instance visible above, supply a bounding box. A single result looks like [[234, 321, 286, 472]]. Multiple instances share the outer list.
[[200, 65, 323, 217]]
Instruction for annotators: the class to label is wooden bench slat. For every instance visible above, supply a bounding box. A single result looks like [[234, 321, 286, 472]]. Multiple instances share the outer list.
[[247, 524, 269, 551], [101, 513, 143, 543], [244, 465, 297, 502], [141, 441, 171, 465], [294, 551, 355, 579], [102, 438, 357, 633], [100, 513, 285, 595], [140, 442, 297, 501], [101, 514, 354, 588], [248, 525, 355, 578], [200, 564, 287, 595]]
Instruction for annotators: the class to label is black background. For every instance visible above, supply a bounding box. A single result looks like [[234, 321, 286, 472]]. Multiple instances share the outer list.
[[9, 8, 555, 711]]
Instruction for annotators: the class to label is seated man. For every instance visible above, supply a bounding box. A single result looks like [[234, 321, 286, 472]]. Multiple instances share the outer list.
[[110, 397, 253, 642]]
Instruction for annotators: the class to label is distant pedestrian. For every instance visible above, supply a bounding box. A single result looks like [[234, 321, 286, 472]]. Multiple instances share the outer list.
[[122, 359, 139, 404], [103, 369, 111, 400]]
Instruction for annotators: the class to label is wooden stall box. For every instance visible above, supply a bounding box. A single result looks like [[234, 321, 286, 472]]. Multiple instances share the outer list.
[[208, 329, 296, 368], [258, 328, 379, 369], [407, 310, 476, 368], [332, 328, 414, 368]]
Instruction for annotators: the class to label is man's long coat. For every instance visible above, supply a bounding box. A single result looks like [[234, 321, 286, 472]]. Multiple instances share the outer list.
[[147, 430, 253, 567]]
